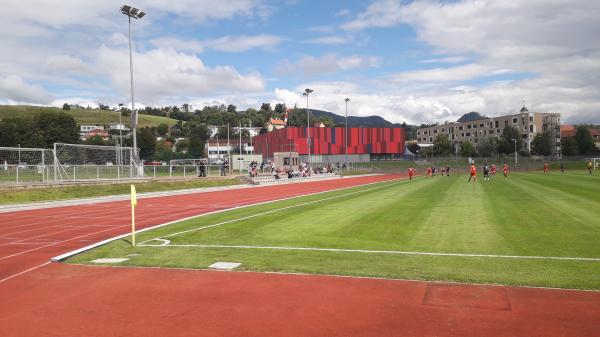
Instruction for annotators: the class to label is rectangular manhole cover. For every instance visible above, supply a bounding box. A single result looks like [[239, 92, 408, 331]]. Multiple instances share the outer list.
[[423, 284, 511, 311], [208, 262, 241, 270]]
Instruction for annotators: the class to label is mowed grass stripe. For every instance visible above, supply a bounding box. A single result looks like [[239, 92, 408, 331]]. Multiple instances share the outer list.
[[158, 177, 435, 249], [494, 173, 600, 257]]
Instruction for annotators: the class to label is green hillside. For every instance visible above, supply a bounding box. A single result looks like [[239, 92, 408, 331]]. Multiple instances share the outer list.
[[0, 105, 177, 128]]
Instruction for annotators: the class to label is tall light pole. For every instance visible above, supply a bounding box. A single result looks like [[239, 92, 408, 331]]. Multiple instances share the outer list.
[[344, 98, 350, 168], [120, 5, 145, 166], [302, 88, 313, 165], [512, 138, 518, 164]]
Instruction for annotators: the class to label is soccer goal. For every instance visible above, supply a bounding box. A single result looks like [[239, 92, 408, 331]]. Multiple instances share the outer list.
[[53, 143, 140, 182], [0, 146, 54, 184], [593, 158, 600, 170]]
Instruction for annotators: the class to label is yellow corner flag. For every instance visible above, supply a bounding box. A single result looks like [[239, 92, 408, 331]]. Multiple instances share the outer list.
[[131, 185, 137, 246]]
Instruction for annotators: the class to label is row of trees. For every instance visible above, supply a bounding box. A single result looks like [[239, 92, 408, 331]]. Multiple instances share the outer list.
[[409, 125, 598, 158], [0, 112, 80, 148]]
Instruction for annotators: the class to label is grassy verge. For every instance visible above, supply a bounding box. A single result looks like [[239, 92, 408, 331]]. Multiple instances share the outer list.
[[0, 178, 242, 205], [67, 173, 600, 290]]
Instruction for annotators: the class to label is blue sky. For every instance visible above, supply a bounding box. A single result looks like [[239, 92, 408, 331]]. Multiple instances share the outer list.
[[0, 0, 599, 124]]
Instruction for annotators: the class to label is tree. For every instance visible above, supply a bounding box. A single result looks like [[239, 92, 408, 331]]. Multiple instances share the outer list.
[[84, 135, 107, 146], [478, 138, 497, 158], [260, 103, 272, 113], [62, 103, 71, 110], [226, 104, 237, 113], [531, 132, 552, 156], [32, 112, 79, 147], [137, 127, 157, 160], [561, 137, 578, 156], [407, 142, 420, 155], [497, 125, 522, 155], [156, 123, 169, 136], [0, 117, 44, 147], [274, 103, 286, 116], [188, 124, 209, 158], [433, 134, 453, 156], [460, 141, 477, 157], [574, 125, 595, 155]]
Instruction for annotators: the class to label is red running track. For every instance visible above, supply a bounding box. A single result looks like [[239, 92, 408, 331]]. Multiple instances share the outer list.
[[1, 174, 600, 337], [0, 174, 400, 282]]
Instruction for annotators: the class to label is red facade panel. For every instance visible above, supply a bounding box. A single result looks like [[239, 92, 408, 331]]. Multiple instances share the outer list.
[[253, 127, 405, 158]]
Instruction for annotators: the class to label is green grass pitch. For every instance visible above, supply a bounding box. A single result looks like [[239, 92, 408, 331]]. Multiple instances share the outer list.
[[68, 171, 600, 290]]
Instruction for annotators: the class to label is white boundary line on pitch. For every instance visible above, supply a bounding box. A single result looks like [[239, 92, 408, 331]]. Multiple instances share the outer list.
[[50, 176, 407, 262], [68, 262, 600, 293], [139, 178, 408, 244], [135, 243, 600, 262]]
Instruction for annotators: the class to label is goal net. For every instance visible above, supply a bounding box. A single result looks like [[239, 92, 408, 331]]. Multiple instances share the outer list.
[[53, 143, 140, 181], [0, 147, 54, 184]]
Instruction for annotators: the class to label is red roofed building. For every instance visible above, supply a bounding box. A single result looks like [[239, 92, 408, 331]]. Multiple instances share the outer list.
[[266, 118, 286, 132]]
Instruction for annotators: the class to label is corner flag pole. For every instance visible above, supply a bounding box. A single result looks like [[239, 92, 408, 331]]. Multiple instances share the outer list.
[[131, 184, 137, 246]]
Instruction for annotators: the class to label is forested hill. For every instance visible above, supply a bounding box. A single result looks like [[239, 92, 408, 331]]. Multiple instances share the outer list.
[[308, 109, 401, 127]]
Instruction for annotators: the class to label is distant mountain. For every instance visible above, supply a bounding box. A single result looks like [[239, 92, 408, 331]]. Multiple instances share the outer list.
[[456, 111, 487, 123], [308, 109, 402, 128]]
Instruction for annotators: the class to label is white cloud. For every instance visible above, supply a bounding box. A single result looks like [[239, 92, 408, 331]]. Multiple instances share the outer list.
[[96, 46, 265, 104], [150, 37, 204, 54], [205, 34, 284, 52], [335, 9, 352, 17], [420, 56, 468, 64], [0, 75, 53, 104], [45, 55, 95, 76], [275, 54, 380, 77], [338, 0, 600, 124], [304, 36, 350, 45], [388, 64, 513, 84]]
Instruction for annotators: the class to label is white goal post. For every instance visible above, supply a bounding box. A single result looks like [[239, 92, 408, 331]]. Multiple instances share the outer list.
[[53, 143, 140, 182]]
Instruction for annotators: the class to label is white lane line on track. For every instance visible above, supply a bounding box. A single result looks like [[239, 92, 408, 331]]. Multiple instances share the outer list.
[[139, 179, 408, 244], [0, 261, 50, 284], [137, 243, 600, 262], [0, 226, 125, 261]]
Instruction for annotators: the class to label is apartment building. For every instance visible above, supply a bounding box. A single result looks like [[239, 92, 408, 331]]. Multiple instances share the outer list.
[[417, 106, 561, 155]]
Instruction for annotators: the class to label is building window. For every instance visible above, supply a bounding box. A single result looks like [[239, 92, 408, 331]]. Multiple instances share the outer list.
[[474, 138, 478, 143], [467, 125, 472, 129], [529, 116, 534, 122], [480, 123, 484, 128], [466, 132, 471, 137], [489, 130, 494, 134], [513, 118, 518, 124], [529, 125, 534, 132], [417, 131, 421, 136], [434, 130, 438, 134], [429, 137, 433, 142], [459, 126, 463, 130], [495, 121, 499, 128], [505, 120, 509, 125]]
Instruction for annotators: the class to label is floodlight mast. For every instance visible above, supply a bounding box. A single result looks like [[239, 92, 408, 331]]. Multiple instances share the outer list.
[[344, 98, 350, 168], [302, 88, 313, 166], [120, 5, 145, 167]]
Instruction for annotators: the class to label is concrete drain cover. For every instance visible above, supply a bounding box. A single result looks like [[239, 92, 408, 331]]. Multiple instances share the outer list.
[[91, 258, 130, 264], [208, 262, 241, 270]]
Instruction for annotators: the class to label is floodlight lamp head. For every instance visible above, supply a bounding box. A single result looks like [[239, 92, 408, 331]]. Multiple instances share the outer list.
[[137, 12, 146, 18], [345, 98, 350, 102], [129, 8, 139, 16], [304, 88, 314, 95], [120, 5, 132, 14]]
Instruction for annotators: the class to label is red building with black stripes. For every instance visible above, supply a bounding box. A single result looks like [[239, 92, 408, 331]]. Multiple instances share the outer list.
[[253, 127, 405, 162]]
